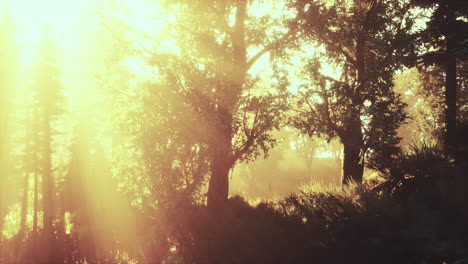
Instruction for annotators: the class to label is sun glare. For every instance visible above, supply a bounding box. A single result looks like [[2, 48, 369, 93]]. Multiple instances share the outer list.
[[6, 0, 87, 45]]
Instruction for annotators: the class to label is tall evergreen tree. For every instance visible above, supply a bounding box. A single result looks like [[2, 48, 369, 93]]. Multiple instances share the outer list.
[[0, 8, 20, 253], [413, 0, 468, 158], [32, 28, 65, 263]]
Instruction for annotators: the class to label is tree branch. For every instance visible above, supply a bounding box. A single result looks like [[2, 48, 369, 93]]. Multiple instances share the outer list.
[[246, 28, 297, 71], [232, 104, 262, 163]]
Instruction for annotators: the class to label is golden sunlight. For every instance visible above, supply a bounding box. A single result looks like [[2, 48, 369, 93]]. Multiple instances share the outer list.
[[6, 0, 87, 45], [1, 0, 461, 263]]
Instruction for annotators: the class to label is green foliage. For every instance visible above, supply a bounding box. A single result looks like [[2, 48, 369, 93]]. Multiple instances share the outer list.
[[413, 0, 468, 66], [233, 92, 289, 163], [289, 0, 418, 182], [123, 0, 295, 206], [128, 74, 211, 206], [365, 92, 408, 172], [394, 67, 445, 146]]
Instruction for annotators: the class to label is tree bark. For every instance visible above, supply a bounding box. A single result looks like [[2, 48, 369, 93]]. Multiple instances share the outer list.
[[207, 146, 232, 209], [342, 143, 364, 185], [341, 116, 365, 185]]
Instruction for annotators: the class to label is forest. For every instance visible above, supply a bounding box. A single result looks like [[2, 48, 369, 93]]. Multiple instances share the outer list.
[[0, 0, 467, 263]]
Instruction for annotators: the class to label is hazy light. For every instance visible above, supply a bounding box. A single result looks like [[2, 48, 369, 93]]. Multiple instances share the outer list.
[[6, 0, 87, 46]]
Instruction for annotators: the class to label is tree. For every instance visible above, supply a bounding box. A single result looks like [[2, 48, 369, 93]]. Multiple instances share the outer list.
[[14, 108, 35, 262], [0, 7, 19, 242], [290, 0, 417, 184], [63, 127, 98, 262], [32, 28, 65, 263], [413, 0, 468, 158], [394, 61, 467, 151], [137, 0, 296, 208], [295, 133, 324, 175], [394, 67, 444, 146]]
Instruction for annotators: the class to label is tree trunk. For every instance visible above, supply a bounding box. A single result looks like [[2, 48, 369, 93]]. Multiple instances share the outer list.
[[32, 169, 38, 262], [206, 0, 247, 209], [341, 115, 365, 185], [32, 108, 39, 238], [207, 136, 233, 209], [18, 109, 33, 248], [342, 142, 364, 185], [15, 172, 30, 262], [0, 104, 9, 264], [445, 29, 457, 156], [33, 170, 38, 234], [19, 173, 30, 234], [340, 29, 366, 185], [42, 113, 55, 263]]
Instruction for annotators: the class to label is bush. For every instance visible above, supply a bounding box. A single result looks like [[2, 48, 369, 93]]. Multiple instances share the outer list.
[[163, 180, 467, 264], [374, 142, 452, 197], [166, 196, 308, 264]]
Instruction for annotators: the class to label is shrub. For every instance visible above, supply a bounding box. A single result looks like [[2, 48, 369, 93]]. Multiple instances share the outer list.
[[160, 180, 467, 264]]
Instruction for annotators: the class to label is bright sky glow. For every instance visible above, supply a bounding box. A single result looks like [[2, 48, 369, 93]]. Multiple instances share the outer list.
[[6, 0, 87, 46]]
